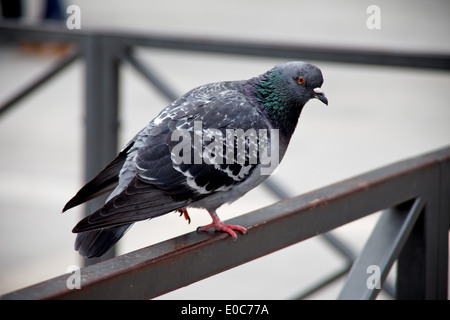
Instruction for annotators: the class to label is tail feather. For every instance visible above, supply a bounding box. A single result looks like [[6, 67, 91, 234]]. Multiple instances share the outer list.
[[75, 224, 132, 258], [62, 141, 134, 212]]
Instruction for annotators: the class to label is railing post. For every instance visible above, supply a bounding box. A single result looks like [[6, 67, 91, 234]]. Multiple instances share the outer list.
[[438, 152, 450, 298], [396, 155, 449, 299], [396, 209, 426, 299], [81, 34, 121, 265]]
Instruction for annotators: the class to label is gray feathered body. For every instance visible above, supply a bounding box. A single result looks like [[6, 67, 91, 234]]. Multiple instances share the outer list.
[[63, 61, 326, 257]]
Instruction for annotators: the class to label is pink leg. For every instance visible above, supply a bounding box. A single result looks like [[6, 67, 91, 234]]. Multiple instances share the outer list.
[[177, 208, 191, 224], [197, 210, 247, 240]]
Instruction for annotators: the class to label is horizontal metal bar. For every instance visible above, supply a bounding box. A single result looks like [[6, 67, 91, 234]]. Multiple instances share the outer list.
[[111, 32, 450, 71], [2, 146, 449, 300], [0, 23, 86, 43], [264, 178, 357, 262], [1, 23, 449, 71], [338, 197, 425, 300], [0, 50, 80, 116]]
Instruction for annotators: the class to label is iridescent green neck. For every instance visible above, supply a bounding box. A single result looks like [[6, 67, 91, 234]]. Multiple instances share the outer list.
[[252, 69, 304, 138]]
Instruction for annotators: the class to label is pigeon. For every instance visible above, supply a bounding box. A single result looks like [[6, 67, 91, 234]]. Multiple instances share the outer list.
[[62, 61, 328, 258]]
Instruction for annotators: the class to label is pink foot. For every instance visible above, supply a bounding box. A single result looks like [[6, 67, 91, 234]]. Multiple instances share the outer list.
[[197, 210, 247, 240], [177, 208, 191, 224]]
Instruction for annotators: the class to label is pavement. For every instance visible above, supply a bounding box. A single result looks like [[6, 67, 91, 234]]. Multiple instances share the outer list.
[[0, 0, 449, 299]]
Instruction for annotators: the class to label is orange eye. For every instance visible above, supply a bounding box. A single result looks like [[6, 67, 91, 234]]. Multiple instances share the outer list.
[[297, 77, 305, 84]]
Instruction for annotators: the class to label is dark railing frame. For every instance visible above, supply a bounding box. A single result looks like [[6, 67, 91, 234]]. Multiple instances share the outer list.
[[2, 146, 449, 300], [1, 23, 449, 299]]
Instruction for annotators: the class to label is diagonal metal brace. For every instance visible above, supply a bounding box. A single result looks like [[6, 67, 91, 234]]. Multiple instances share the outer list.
[[118, 48, 179, 101], [338, 197, 425, 300], [0, 49, 80, 116]]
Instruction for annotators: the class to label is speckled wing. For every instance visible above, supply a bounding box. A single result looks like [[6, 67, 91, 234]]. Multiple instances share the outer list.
[[73, 81, 272, 232], [136, 81, 271, 201]]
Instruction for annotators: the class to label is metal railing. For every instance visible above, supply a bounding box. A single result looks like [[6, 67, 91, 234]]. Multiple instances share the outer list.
[[1, 23, 449, 299], [2, 146, 449, 299]]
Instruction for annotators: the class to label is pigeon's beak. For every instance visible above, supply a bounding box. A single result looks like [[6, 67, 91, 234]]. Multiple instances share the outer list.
[[313, 87, 328, 105]]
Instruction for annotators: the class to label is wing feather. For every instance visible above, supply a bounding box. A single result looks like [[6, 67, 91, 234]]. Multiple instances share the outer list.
[[62, 141, 135, 212], [72, 177, 188, 232]]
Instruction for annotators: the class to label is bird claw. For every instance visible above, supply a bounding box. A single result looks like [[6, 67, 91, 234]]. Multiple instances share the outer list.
[[197, 222, 247, 240], [177, 208, 191, 224], [199, 210, 247, 239]]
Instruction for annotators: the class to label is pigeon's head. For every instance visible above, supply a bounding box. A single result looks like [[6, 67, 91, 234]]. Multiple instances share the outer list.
[[252, 61, 327, 137], [271, 61, 328, 106]]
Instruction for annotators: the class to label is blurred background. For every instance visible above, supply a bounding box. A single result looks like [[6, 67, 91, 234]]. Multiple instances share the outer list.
[[0, 0, 449, 299]]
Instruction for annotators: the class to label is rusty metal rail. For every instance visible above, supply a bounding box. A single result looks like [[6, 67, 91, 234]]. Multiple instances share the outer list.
[[3, 146, 449, 300]]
